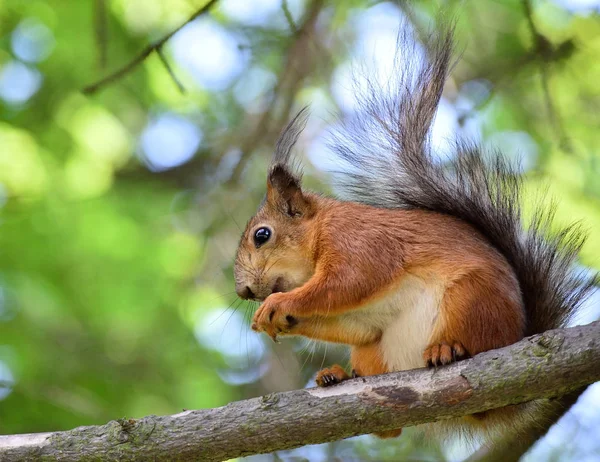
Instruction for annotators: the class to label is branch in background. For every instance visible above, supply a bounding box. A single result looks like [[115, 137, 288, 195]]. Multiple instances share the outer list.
[[82, 0, 219, 94], [225, 0, 326, 186], [1, 322, 598, 462], [156, 46, 186, 94], [94, 0, 108, 70], [521, 0, 571, 151], [281, 0, 298, 33]]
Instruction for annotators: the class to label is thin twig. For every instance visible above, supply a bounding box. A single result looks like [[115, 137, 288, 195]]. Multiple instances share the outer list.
[[94, 0, 108, 69], [156, 46, 186, 94], [282, 0, 298, 33], [83, 0, 219, 94], [521, 0, 570, 150]]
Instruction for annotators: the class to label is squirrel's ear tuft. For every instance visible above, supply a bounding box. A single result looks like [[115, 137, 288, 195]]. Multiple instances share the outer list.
[[266, 108, 311, 217], [267, 164, 310, 217]]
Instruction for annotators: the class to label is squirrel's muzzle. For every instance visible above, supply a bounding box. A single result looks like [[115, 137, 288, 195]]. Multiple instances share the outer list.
[[236, 285, 256, 300], [235, 277, 286, 302]]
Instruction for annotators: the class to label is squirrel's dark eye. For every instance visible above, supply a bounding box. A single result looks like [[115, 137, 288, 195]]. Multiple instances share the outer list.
[[253, 227, 272, 248]]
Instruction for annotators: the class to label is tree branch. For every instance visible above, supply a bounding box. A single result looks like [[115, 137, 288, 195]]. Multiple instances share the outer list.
[[1, 321, 599, 462], [94, 0, 108, 70], [281, 0, 298, 33], [225, 0, 325, 186], [82, 0, 219, 94], [521, 0, 572, 151]]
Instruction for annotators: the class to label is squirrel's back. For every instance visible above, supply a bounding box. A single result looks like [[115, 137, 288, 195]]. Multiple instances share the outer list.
[[326, 21, 596, 337]]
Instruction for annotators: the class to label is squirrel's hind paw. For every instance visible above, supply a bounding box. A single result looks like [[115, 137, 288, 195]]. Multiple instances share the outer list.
[[315, 365, 350, 387]]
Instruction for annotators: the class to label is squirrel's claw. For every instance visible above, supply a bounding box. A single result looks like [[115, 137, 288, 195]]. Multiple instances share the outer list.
[[423, 341, 468, 368], [251, 293, 298, 342], [315, 365, 350, 387]]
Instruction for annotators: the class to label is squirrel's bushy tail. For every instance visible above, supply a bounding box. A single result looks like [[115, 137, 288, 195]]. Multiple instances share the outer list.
[[327, 21, 596, 336]]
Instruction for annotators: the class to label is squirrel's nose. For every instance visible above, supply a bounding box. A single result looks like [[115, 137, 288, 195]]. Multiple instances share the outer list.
[[237, 285, 255, 300]]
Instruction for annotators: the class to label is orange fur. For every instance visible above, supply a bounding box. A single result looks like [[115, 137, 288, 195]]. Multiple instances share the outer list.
[[429, 271, 524, 358], [295, 316, 381, 345], [350, 343, 387, 377]]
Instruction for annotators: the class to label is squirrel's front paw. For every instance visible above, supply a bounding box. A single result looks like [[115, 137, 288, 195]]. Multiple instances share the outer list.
[[251, 293, 298, 341]]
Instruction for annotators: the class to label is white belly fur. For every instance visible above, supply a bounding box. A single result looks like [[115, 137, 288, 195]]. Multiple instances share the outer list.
[[347, 273, 445, 371]]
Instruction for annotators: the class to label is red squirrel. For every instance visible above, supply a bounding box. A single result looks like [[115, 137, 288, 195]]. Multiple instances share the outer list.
[[233, 23, 595, 439]]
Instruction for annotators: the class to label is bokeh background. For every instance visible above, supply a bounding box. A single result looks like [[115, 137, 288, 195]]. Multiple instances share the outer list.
[[0, 0, 599, 460]]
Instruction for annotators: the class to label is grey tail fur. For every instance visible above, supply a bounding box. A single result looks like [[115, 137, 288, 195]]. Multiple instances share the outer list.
[[322, 21, 597, 336]]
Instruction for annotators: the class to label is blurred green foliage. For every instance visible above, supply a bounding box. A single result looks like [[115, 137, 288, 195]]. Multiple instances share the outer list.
[[0, 0, 599, 460]]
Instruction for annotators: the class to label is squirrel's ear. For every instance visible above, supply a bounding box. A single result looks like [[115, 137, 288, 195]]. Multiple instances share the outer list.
[[267, 164, 311, 217]]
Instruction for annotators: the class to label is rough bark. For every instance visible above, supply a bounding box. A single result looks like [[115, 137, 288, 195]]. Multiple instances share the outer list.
[[0, 321, 599, 462]]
